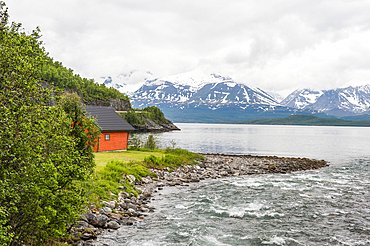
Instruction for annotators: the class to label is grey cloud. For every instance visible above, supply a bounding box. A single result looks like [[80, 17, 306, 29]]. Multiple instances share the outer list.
[[5, 0, 370, 94]]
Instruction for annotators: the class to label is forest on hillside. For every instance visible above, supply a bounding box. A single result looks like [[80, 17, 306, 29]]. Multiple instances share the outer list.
[[40, 58, 130, 104]]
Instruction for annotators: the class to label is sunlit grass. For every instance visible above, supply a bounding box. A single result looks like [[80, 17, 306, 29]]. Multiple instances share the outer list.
[[94, 150, 166, 172], [86, 148, 204, 204]]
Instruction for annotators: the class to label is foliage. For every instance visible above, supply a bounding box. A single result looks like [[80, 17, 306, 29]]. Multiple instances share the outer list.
[[141, 106, 170, 124], [0, 3, 98, 244], [122, 109, 145, 126], [0, 208, 12, 246], [169, 139, 177, 149], [60, 93, 100, 171], [143, 134, 158, 150], [120, 106, 171, 127], [40, 58, 130, 105], [129, 135, 143, 150]]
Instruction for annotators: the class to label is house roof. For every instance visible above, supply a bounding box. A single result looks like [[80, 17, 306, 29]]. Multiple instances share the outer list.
[[84, 106, 136, 132]]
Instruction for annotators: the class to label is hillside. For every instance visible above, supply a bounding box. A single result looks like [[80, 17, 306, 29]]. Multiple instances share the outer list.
[[233, 114, 370, 127], [40, 59, 178, 131], [41, 58, 131, 108]]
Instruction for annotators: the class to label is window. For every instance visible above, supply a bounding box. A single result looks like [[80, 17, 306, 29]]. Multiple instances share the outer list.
[[105, 134, 110, 141]]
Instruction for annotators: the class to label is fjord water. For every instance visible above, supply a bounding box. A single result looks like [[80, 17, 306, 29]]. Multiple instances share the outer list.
[[99, 124, 370, 246]]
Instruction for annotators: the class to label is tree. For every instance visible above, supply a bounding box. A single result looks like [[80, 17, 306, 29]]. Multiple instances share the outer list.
[[144, 134, 158, 150], [0, 2, 99, 244], [129, 135, 143, 149]]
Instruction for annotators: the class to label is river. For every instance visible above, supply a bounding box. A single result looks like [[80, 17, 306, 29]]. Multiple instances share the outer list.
[[97, 123, 370, 245]]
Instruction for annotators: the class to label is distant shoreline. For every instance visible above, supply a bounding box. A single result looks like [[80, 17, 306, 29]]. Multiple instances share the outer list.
[[216, 114, 370, 127]]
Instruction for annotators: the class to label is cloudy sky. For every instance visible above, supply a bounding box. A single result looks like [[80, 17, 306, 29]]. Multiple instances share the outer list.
[[5, 0, 370, 96]]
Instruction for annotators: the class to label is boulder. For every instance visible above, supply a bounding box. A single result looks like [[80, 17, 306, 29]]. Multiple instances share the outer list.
[[75, 220, 89, 230], [98, 207, 112, 215], [118, 201, 127, 210], [96, 214, 108, 228], [107, 221, 120, 230], [84, 213, 98, 226], [102, 201, 116, 209], [141, 177, 152, 184]]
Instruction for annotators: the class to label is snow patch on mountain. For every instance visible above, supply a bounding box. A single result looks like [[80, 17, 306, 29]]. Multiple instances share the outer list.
[[145, 70, 233, 91], [281, 85, 370, 116], [100, 70, 155, 93]]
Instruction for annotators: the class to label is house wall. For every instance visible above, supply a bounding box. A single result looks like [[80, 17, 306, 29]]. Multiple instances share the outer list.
[[94, 132, 130, 152]]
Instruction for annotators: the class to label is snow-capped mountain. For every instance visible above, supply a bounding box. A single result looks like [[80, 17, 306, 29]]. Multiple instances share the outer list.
[[281, 85, 370, 116], [130, 71, 279, 108], [100, 70, 154, 93], [129, 71, 315, 122]]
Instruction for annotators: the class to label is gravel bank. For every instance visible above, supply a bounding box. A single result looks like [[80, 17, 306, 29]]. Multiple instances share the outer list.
[[70, 154, 328, 246]]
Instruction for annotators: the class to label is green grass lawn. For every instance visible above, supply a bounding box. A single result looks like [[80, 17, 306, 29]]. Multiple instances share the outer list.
[[94, 150, 166, 172]]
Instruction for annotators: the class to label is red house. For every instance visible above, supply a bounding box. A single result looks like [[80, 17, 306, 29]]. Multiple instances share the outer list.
[[84, 106, 136, 152]]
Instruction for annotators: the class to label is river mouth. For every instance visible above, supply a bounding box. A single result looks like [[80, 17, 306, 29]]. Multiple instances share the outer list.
[[94, 157, 370, 246], [93, 124, 370, 246]]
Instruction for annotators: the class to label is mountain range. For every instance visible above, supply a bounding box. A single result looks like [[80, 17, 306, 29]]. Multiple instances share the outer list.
[[103, 70, 370, 122]]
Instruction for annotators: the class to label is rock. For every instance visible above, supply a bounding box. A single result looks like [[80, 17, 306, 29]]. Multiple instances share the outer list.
[[121, 219, 134, 225], [84, 213, 98, 226], [80, 233, 95, 240], [118, 186, 127, 190], [102, 201, 116, 209], [127, 175, 136, 183], [72, 241, 84, 246], [107, 221, 120, 230], [98, 207, 112, 215], [118, 179, 126, 183], [96, 214, 108, 228], [75, 220, 90, 230], [109, 213, 122, 220], [79, 228, 97, 241], [118, 192, 129, 201], [141, 177, 152, 184], [142, 191, 152, 197], [118, 201, 127, 210]]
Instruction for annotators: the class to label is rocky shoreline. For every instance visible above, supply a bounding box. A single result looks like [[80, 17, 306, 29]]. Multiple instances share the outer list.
[[69, 153, 328, 246], [132, 117, 180, 132]]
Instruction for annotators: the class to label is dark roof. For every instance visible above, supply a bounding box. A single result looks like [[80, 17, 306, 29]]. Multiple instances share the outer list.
[[84, 106, 136, 132]]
